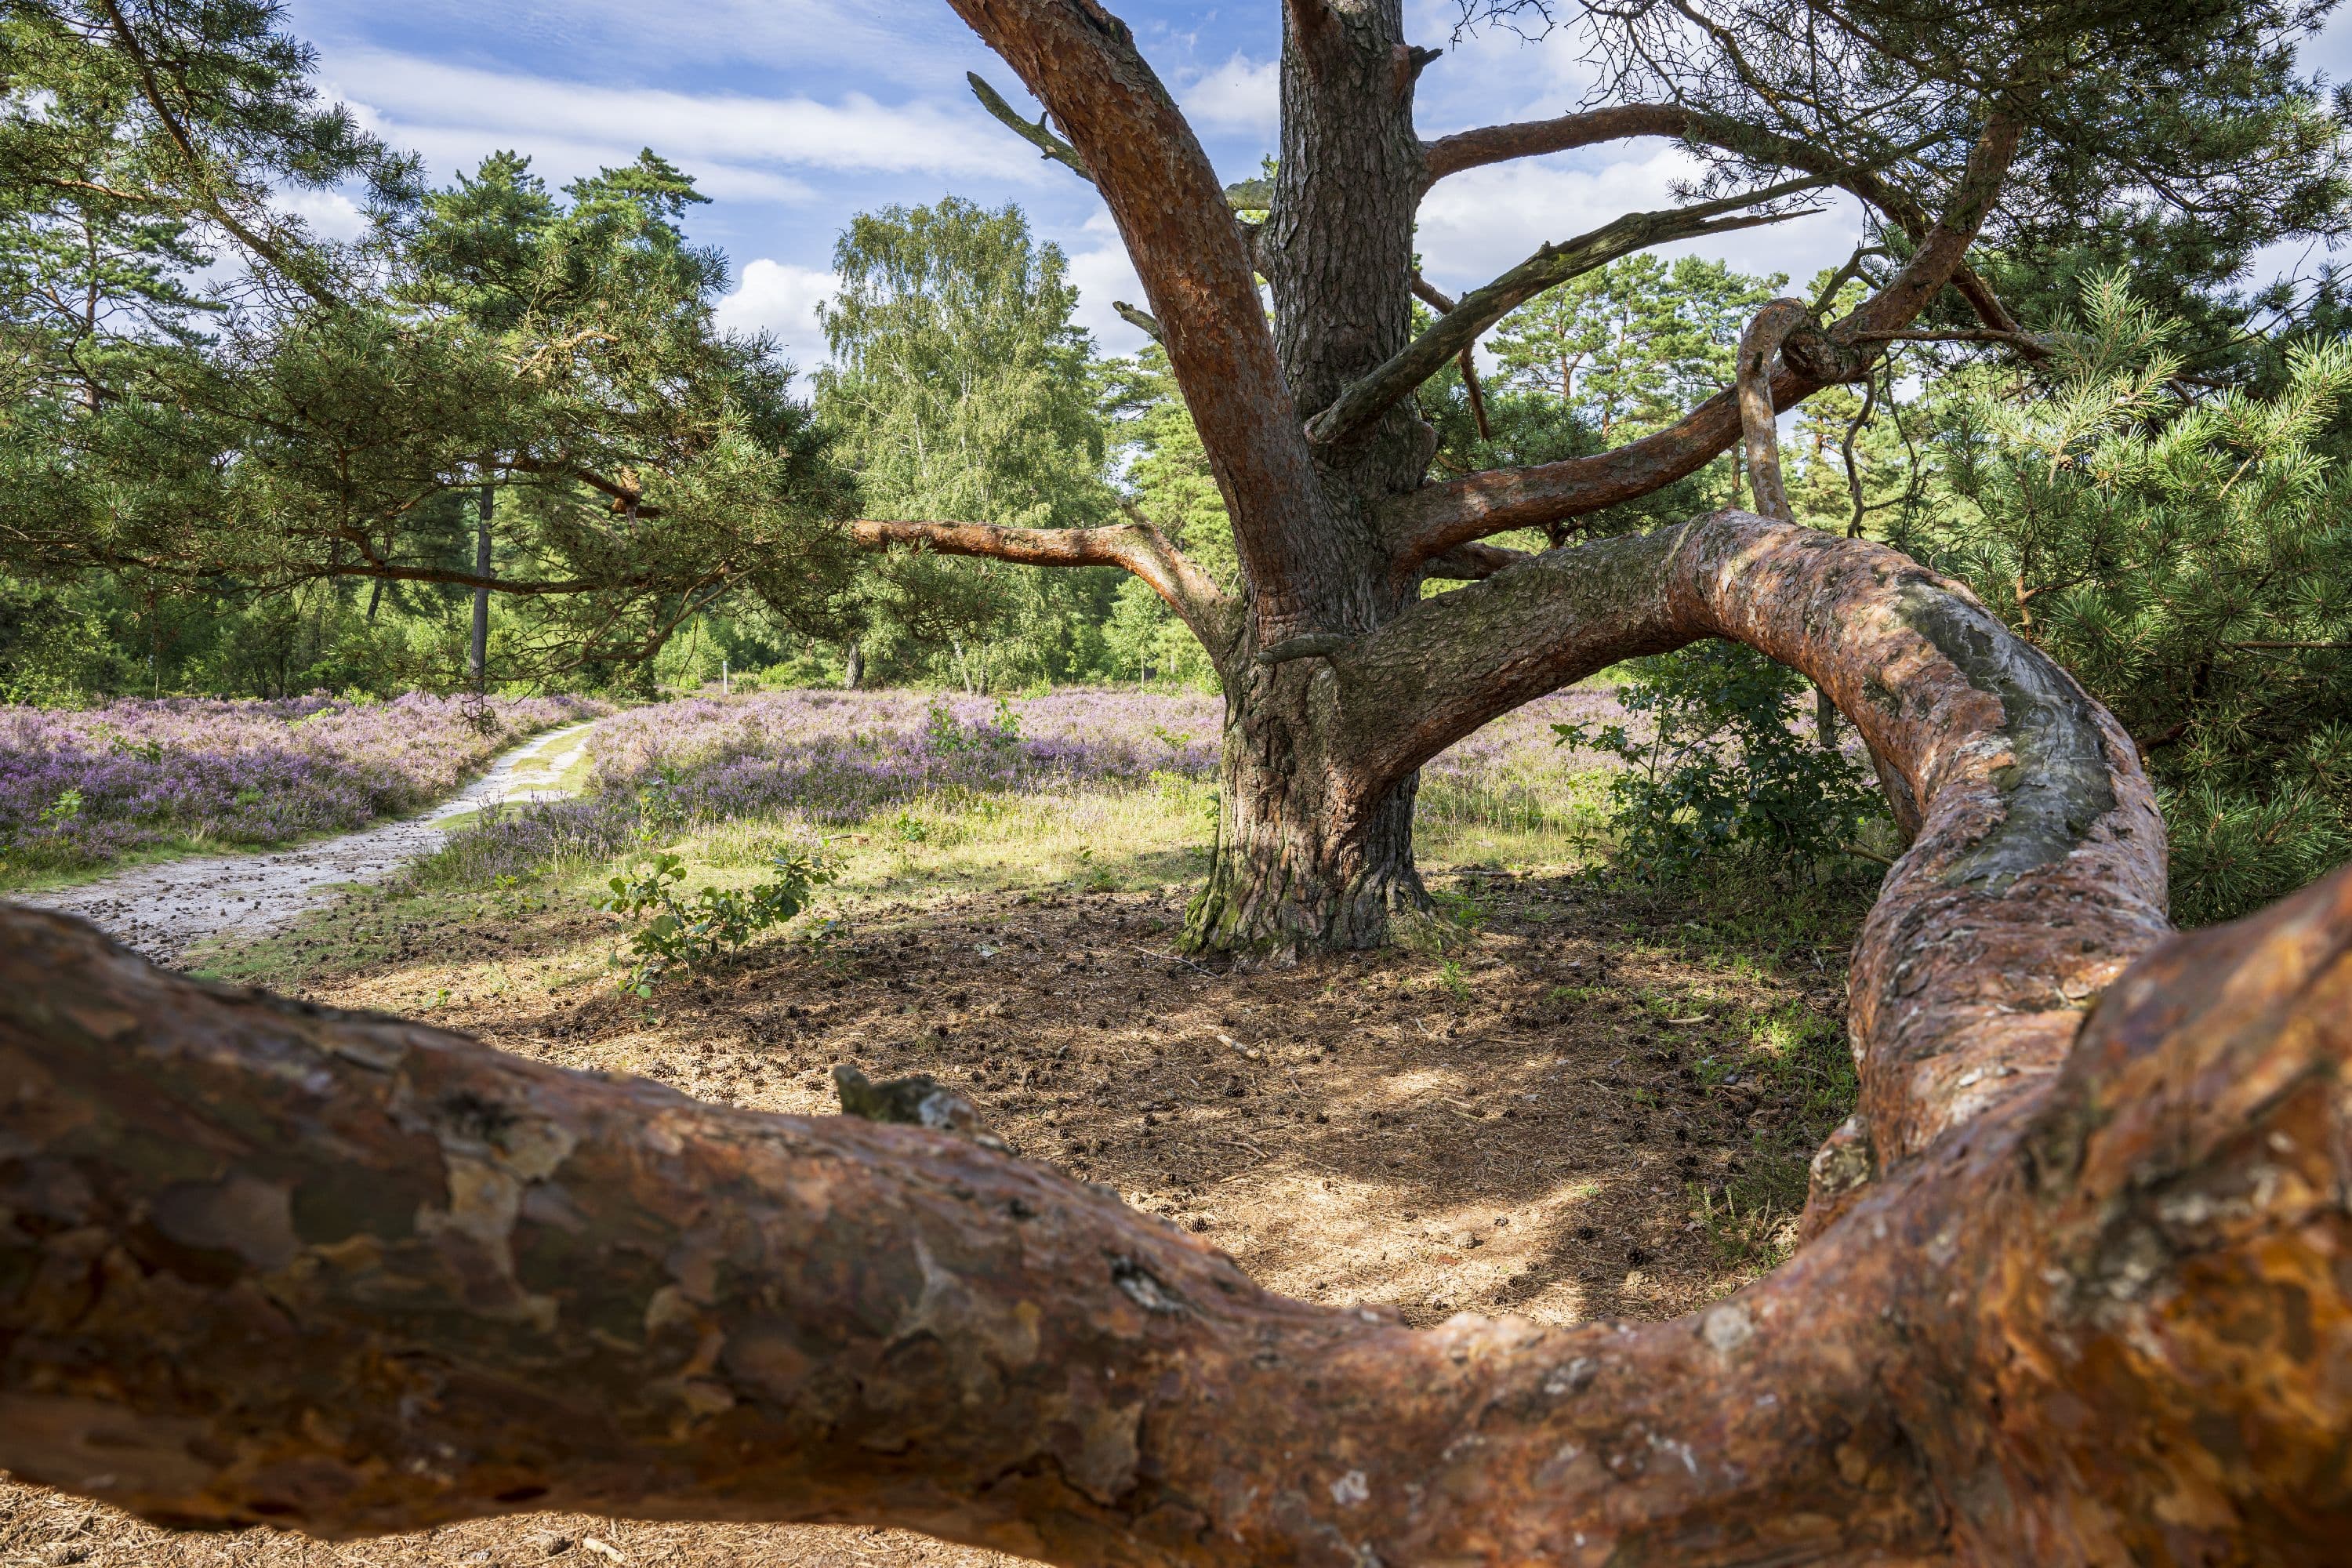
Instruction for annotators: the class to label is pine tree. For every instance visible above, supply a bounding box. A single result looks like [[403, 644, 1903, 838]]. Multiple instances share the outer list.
[[1918, 273, 2352, 921]]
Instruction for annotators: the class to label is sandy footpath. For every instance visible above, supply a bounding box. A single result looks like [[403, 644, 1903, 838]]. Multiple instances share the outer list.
[[11, 720, 599, 965]]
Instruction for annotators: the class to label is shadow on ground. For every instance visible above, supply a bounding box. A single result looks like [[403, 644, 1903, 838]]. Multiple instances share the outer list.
[[3, 862, 1872, 1568]]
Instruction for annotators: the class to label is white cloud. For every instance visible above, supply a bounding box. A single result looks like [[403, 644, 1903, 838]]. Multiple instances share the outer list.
[[322, 49, 1037, 196], [278, 186, 370, 241], [714, 260, 837, 369], [1066, 245, 1150, 358], [303, 0, 976, 85], [1415, 150, 1864, 299], [1179, 54, 1279, 137]]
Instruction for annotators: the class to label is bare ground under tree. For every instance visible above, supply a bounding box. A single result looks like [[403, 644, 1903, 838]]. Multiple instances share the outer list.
[[2, 853, 1871, 1567]]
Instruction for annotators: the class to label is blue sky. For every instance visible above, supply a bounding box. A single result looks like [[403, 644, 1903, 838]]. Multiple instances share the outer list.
[[285, 0, 2352, 379]]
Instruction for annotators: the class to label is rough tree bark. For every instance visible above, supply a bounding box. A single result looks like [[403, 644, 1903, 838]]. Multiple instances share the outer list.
[[5, 513, 2346, 1564], [849, 0, 2033, 956]]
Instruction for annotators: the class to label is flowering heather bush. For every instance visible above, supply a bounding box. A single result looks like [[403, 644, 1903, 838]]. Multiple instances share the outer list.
[[0, 692, 604, 875], [426, 685, 1621, 887], [1418, 687, 1626, 832], [586, 688, 1221, 816]]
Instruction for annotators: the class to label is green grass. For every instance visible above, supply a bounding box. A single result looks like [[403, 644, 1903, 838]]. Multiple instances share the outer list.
[[0, 833, 242, 895]]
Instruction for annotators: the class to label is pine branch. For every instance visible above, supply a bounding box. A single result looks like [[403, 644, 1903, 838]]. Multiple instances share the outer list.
[[96, 0, 343, 310], [1305, 177, 1827, 447], [850, 517, 1234, 660]]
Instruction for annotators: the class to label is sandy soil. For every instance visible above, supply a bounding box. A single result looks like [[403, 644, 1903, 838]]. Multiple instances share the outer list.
[[2, 856, 1867, 1567], [11, 721, 597, 964]]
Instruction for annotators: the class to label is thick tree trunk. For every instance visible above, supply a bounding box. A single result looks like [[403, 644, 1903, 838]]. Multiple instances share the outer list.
[[1176, 0, 1440, 956], [1185, 666, 1428, 956]]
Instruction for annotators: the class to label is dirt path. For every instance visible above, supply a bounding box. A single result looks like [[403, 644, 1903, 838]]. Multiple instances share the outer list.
[[11, 720, 598, 965]]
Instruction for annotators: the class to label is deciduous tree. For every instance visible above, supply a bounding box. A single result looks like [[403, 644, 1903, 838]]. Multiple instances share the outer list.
[[820, 198, 1121, 688]]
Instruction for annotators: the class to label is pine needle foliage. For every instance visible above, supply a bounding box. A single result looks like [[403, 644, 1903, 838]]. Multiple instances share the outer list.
[[1918, 272, 2352, 924]]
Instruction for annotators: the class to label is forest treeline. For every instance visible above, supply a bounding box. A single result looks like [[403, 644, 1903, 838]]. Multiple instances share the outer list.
[[3, 0, 2348, 918]]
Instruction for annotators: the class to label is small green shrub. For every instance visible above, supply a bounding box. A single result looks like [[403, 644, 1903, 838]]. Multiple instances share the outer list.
[[1555, 641, 1884, 877], [1914, 273, 2352, 924], [924, 695, 1023, 753], [598, 845, 834, 996]]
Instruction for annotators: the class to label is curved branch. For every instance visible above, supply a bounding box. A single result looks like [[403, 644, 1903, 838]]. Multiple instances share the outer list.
[[1837, 114, 2024, 339], [1421, 103, 1719, 183], [1732, 306, 1911, 832], [1305, 179, 1827, 447], [1381, 114, 2024, 573], [0, 901, 1939, 1561], [1735, 298, 1813, 524], [849, 517, 1234, 655], [1334, 510, 2169, 1165], [1421, 103, 1923, 221]]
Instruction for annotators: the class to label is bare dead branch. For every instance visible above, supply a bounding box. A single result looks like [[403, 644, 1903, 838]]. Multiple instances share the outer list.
[[1113, 299, 1164, 341], [1409, 272, 1493, 441], [967, 71, 1093, 181]]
